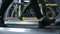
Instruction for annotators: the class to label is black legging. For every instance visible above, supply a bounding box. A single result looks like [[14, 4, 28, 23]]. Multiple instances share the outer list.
[[0, 0, 13, 24], [30, 0, 43, 19]]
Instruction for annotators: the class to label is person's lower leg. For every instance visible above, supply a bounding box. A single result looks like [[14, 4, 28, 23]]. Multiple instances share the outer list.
[[0, 0, 13, 27]]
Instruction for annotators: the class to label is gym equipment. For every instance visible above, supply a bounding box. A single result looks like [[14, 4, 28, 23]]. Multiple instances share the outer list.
[[0, 0, 59, 29], [19, 0, 58, 28]]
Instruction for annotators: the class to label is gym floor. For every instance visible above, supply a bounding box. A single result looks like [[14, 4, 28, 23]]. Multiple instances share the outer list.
[[0, 27, 60, 34], [0, 20, 59, 34]]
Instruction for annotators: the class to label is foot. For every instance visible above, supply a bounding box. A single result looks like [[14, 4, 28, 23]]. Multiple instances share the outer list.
[[0, 23, 7, 27], [38, 17, 54, 28], [55, 22, 60, 26], [38, 21, 45, 28], [0, 19, 7, 27]]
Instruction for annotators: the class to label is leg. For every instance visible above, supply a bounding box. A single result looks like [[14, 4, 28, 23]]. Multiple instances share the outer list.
[[30, 0, 52, 28], [0, 0, 13, 27], [30, 0, 44, 28], [30, 0, 43, 19]]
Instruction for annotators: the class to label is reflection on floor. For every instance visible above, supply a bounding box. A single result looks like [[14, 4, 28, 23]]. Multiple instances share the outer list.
[[0, 27, 60, 34], [3, 19, 60, 34]]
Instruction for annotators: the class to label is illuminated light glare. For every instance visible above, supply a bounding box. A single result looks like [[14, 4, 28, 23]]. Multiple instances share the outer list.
[[0, 27, 5, 30], [0, 27, 31, 32]]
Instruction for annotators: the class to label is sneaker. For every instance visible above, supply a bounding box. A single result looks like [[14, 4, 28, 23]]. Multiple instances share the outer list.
[[38, 17, 54, 28]]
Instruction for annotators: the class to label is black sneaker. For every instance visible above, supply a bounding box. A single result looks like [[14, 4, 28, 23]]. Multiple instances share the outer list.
[[38, 21, 45, 28], [0, 23, 7, 27], [38, 17, 53, 28], [0, 20, 7, 27], [55, 22, 60, 26]]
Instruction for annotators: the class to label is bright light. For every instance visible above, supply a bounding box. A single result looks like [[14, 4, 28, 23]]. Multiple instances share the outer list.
[[0, 27, 5, 30], [0, 27, 31, 32], [8, 28, 30, 32]]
